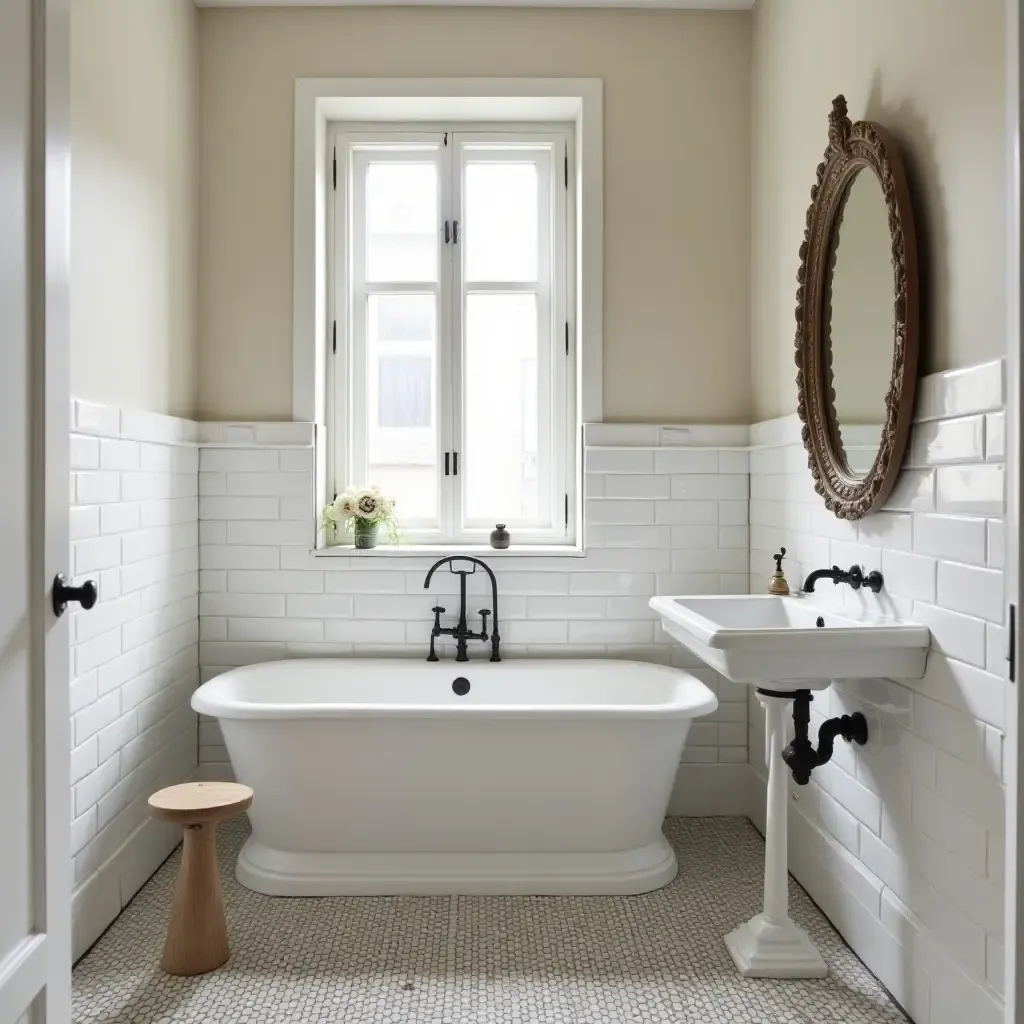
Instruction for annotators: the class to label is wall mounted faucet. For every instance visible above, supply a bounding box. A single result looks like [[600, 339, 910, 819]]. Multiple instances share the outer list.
[[802, 564, 883, 594], [423, 556, 501, 663]]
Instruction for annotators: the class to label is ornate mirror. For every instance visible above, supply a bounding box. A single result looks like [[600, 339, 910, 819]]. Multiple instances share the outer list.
[[795, 95, 919, 519]]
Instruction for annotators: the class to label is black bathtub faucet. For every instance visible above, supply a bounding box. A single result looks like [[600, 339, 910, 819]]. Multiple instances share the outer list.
[[802, 564, 884, 594], [423, 556, 501, 663]]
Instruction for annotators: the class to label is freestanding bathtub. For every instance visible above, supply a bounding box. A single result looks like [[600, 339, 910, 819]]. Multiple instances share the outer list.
[[191, 658, 717, 897]]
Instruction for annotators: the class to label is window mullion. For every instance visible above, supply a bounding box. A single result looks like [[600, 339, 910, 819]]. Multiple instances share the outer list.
[[450, 134, 467, 543], [439, 135, 458, 543]]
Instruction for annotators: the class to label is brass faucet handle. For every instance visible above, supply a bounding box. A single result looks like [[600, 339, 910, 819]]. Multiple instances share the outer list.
[[773, 548, 786, 573]]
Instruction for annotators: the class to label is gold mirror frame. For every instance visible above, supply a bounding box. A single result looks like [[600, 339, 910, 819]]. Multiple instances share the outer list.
[[795, 95, 919, 520]]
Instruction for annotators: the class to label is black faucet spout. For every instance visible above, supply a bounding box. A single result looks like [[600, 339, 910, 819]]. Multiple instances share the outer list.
[[423, 556, 501, 662], [802, 563, 883, 594]]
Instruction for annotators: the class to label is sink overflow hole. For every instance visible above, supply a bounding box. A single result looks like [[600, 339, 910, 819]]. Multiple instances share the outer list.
[[816, 616, 825, 628], [452, 677, 470, 696]]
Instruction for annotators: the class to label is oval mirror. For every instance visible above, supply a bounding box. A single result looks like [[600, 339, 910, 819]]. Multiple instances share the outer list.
[[795, 96, 919, 519]]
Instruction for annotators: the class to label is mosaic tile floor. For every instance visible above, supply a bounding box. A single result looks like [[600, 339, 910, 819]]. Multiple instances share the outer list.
[[73, 817, 907, 1024]]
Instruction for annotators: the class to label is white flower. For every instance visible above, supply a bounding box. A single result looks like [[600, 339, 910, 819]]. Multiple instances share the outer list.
[[333, 492, 358, 519], [354, 488, 383, 519]]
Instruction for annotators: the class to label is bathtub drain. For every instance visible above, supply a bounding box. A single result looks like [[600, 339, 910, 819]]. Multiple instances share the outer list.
[[452, 677, 470, 695]]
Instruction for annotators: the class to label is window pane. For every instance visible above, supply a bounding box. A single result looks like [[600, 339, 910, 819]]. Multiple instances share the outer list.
[[464, 294, 540, 523], [367, 295, 437, 522], [465, 162, 538, 282], [366, 163, 437, 283]]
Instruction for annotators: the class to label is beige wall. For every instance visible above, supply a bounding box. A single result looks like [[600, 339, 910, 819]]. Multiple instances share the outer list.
[[71, 0, 199, 418], [197, 7, 752, 423], [751, 0, 1008, 421]]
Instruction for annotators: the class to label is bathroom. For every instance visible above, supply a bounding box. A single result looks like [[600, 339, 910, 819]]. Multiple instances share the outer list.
[[1, 0, 1018, 1021]]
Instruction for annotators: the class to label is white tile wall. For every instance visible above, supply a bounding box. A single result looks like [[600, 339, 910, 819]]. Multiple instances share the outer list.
[[747, 359, 1006, 1024], [69, 400, 199, 959], [194, 434, 753, 786]]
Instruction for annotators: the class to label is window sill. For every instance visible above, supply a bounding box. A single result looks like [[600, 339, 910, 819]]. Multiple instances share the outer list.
[[313, 544, 585, 558]]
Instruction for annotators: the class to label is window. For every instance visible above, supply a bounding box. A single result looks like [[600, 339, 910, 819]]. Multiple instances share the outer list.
[[329, 125, 576, 545]]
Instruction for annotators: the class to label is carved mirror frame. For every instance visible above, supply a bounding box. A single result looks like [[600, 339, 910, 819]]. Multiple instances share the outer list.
[[795, 95, 919, 519]]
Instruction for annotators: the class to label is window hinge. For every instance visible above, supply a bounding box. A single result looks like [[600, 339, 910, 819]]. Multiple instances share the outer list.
[[564, 494, 569, 527], [332, 320, 336, 355], [453, 220, 460, 244], [444, 131, 448, 147], [565, 321, 569, 356], [332, 147, 337, 191], [1010, 603, 1017, 683]]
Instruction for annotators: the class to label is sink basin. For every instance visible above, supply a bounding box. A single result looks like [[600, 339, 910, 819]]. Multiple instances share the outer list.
[[649, 594, 929, 686]]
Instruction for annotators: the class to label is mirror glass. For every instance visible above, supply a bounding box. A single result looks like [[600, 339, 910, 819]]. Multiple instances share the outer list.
[[825, 167, 896, 479]]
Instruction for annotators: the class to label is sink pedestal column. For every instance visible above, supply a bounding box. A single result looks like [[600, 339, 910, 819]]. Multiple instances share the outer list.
[[725, 690, 827, 978]]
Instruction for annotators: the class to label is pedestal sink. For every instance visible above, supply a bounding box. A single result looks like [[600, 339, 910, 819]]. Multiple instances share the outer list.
[[649, 593, 929, 979]]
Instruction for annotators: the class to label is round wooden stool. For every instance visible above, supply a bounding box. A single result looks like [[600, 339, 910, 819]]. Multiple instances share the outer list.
[[148, 781, 253, 977]]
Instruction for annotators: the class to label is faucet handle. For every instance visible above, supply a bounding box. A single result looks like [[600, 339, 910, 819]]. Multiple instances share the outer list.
[[773, 548, 786, 573], [431, 605, 445, 632], [478, 608, 490, 640]]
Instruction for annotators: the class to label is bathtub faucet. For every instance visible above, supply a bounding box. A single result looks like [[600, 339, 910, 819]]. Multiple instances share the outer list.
[[423, 556, 501, 663]]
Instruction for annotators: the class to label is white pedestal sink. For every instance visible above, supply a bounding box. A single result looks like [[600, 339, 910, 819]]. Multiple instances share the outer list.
[[649, 593, 929, 979]]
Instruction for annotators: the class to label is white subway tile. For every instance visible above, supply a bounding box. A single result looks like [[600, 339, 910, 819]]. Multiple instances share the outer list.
[[226, 472, 311, 497], [912, 694, 985, 766], [254, 423, 315, 445], [597, 524, 674, 549], [322, 570, 406, 594], [200, 617, 228, 641], [75, 471, 121, 505], [75, 627, 122, 675], [911, 783, 988, 876], [880, 549, 936, 602], [73, 692, 120, 746], [603, 475, 670, 500], [718, 500, 749, 526], [279, 497, 312, 521], [71, 738, 98, 786], [671, 475, 747, 500], [935, 750, 1005, 832], [914, 513, 988, 565], [718, 525, 749, 549], [227, 520, 312, 546], [527, 596, 605, 619], [987, 519, 1005, 569], [199, 496, 279, 520], [568, 620, 654, 644], [585, 499, 655, 525], [74, 399, 121, 437], [70, 506, 100, 541], [569, 573, 653, 596], [228, 617, 324, 643], [585, 448, 654, 474], [936, 464, 1005, 517], [226, 570, 323, 594], [909, 416, 985, 467], [985, 411, 1006, 460], [324, 619, 407, 643], [653, 449, 719, 474], [69, 672, 98, 714], [913, 602, 988, 668], [200, 448, 279, 473], [200, 545, 280, 570], [74, 757, 120, 818], [883, 469, 935, 512], [718, 450, 749, 474], [986, 622, 1009, 679], [70, 435, 100, 470], [915, 360, 1004, 421], [99, 438, 140, 471], [503, 620, 569, 644], [654, 501, 718, 526], [937, 561, 1003, 623], [670, 549, 748, 574]]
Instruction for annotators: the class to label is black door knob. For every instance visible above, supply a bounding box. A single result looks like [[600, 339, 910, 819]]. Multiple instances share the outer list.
[[52, 574, 98, 617]]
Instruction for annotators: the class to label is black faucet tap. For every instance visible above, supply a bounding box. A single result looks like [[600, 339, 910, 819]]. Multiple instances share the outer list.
[[423, 556, 501, 662], [802, 564, 884, 594]]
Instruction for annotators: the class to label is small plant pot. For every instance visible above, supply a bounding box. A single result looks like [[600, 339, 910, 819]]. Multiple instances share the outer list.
[[354, 520, 379, 549]]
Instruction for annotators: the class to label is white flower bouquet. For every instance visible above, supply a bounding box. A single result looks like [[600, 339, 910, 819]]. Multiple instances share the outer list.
[[321, 486, 400, 548]]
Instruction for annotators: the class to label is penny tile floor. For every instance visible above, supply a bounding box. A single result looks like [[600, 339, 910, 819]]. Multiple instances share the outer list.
[[73, 817, 907, 1023]]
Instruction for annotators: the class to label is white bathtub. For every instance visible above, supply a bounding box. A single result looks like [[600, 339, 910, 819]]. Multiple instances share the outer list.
[[192, 658, 718, 897]]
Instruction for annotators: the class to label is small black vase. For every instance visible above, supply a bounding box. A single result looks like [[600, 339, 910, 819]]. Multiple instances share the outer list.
[[489, 524, 511, 549]]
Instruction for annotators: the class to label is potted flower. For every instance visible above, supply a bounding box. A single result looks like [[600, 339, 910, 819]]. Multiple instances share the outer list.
[[321, 486, 400, 549]]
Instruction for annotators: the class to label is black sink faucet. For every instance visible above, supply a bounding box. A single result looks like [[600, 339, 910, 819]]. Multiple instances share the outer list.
[[423, 556, 501, 663], [802, 564, 884, 594]]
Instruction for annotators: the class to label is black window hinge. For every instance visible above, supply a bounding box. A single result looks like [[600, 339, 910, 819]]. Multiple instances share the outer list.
[[444, 131, 448, 147], [1010, 603, 1017, 683], [332, 320, 336, 355], [332, 148, 337, 191], [564, 494, 569, 527], [565, 321, 569, 356], [564, 150, 568, 189]]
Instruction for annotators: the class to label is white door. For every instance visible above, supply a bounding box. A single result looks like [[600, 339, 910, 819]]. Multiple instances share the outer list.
[[0, 1, 72, 1022]]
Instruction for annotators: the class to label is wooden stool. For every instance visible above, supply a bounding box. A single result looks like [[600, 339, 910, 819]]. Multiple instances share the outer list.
[[148, 781, 253, 976]]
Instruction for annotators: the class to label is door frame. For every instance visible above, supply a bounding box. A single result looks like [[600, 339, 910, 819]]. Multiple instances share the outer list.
[[0, 0, 72, 1020], [1007, 0, 1021, 1021]]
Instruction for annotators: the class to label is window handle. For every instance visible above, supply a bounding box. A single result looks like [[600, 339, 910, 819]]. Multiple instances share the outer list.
[[444, 220, 450, 245], [453, 451, 459, 476], [453, 220, 460, 244], [444, 452, 450, 476]]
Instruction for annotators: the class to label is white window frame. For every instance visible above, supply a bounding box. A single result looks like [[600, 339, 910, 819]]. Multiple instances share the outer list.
[[330, 124, 572, 545], [292, 79, 603, 554]]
